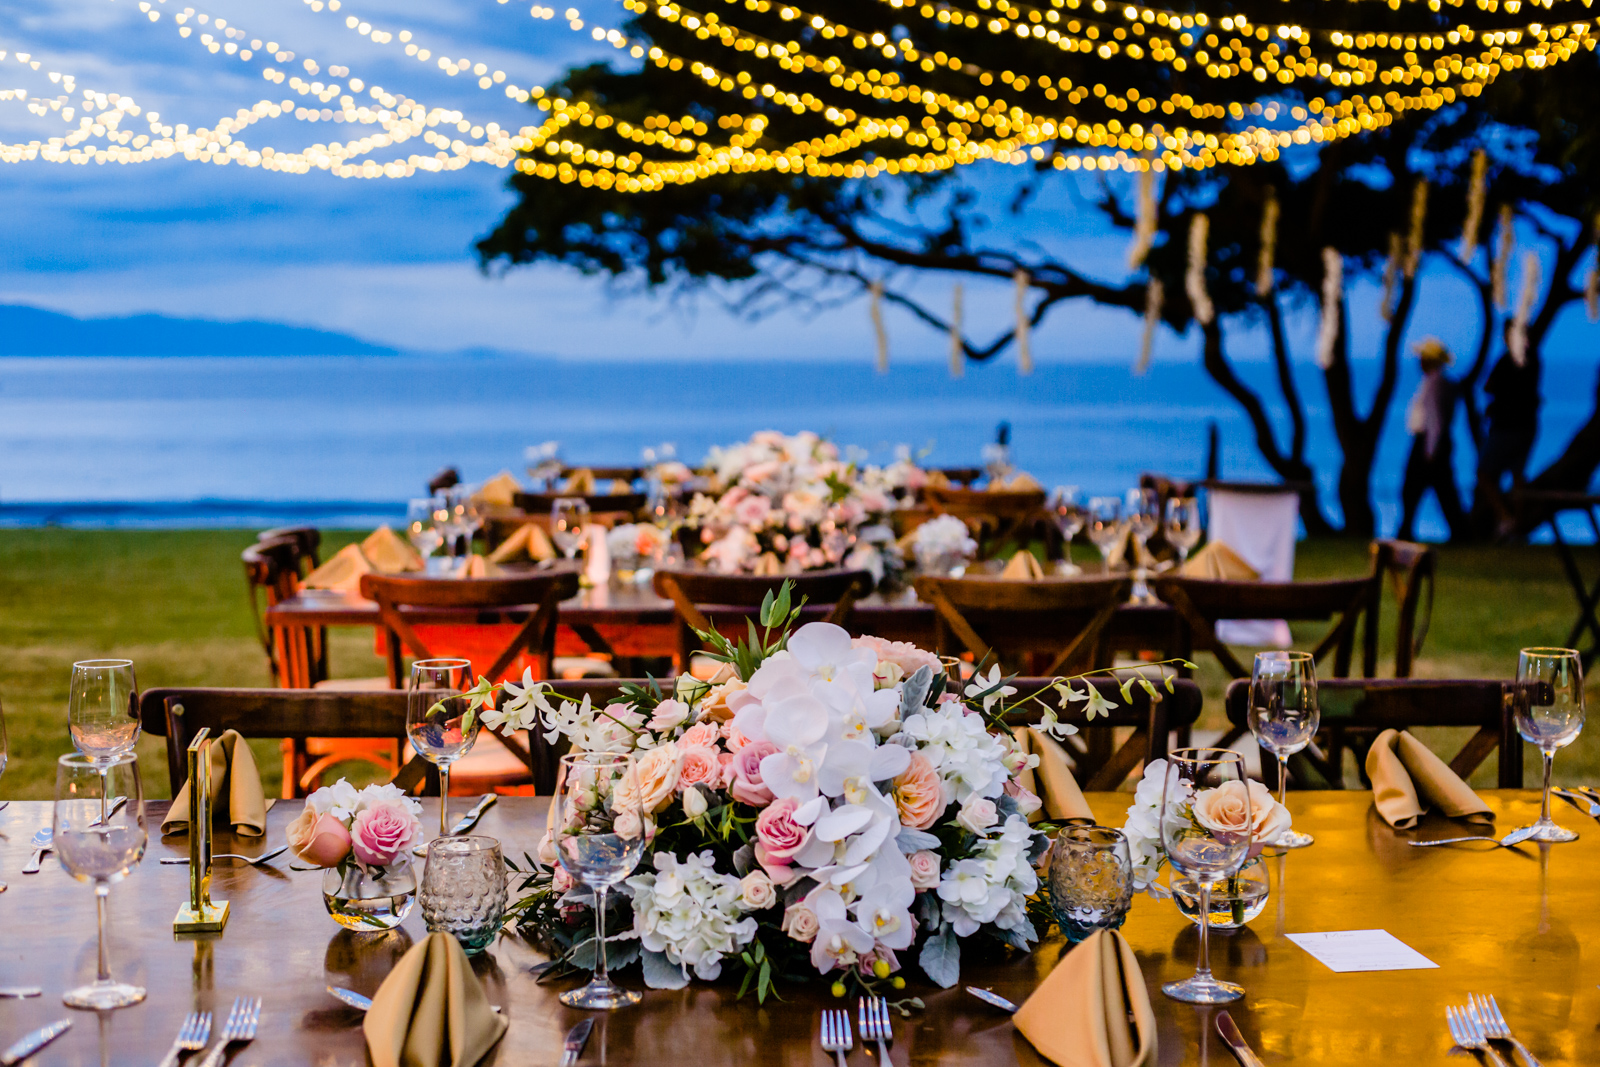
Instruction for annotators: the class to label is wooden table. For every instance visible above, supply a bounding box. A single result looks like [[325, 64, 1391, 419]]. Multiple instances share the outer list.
[[1, 791, 1594, 1064]]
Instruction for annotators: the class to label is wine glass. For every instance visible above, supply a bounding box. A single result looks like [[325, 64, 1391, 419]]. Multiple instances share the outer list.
[[553, 751, 645, 1010], [69, 659, 139, 823], [1248, 651, 1318, 850], [438, 489, 467, 564], [1515, 647, 1586, 843], [1125, 488, 1160, 602], [454, 493, 484, 554], [407, 498, 445, 562], [1165, 496, 1203, 566], [525, 441, 562, 490], [1051, 486, 1086, 568], [551, 498, 590, 561], [1085, 497, 1124, 576], [1161, 747, 1251, 1004], [55, 752, 147, 1010], [407, 659, 480, 854]]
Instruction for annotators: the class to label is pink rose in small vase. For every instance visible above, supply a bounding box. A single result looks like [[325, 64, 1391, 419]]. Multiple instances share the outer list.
[[349, 800, 422, 866]]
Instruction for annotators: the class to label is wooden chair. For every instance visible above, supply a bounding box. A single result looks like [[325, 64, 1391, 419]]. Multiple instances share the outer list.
[[1223, 678, 1529, 790], [913, 575, 1131, 676], [1002, 676, 1203, 790], [559, 465, 646, 485], [932, 467, 983, 488], [652, 568, 874, 671], [923, 485, 1050, 556], [1367, 539, 1437, 678], [256, 526, 322, 569], [513, 491, 647, 522], [428, 467, 461, 494], [243, 536, 326, 688]]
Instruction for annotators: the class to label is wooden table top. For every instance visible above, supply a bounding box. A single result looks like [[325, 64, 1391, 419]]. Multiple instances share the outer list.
[[1, 790, 1591, 1065]]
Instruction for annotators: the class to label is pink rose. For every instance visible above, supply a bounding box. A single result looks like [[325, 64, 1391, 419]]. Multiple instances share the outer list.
[[348, 799, 421, 867], [907, 850, 941, 890], [856, 945, 901, 977], [730, 741, 780, 807], [733, 495, 772, 527], [1004, 777, 1043, 817], [648, 699, 691, 732], [677, 745, 722, 791], [286, 804, 352, 868], [754, 797, 809, 871], [722, 723, 755, 752], [552, 866, 576, 894], [680, 721, 720, 748]]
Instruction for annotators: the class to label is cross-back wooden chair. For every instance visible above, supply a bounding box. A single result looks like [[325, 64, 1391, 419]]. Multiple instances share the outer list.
[[1223, 677, 1530, 791], [243, 535, 326, 688], [913, 575, 1132, 677], [1366, 539, 1437, 678], [652, 568, 874, 670], [257, 526, 322, 569], [922, 486, 1049, 557], [931, 467, 983, 488], [513, 491, 647, 524], [559, 465, 646, 485], [1001, 676, 1203, 790]]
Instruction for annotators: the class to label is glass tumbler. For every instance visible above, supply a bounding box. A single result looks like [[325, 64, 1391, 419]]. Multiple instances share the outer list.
[[420, 836, 508, 954], [1048, 826, 1133, 943]]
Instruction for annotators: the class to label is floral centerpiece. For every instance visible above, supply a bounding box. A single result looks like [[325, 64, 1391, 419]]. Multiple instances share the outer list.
[[606, 523, 673, 574], [466, 583, 1186, 1002], [286, 779, 426, 931]]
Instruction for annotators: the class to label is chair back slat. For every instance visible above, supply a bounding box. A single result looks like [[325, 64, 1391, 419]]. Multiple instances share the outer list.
[[651, 568, 874, 668], [914, 576, 1131, 675], [1367, 539, 1437, 677], [512, 492, 647, 521], [243, 536, 324, 686], [1002, 677, 1202, 788]]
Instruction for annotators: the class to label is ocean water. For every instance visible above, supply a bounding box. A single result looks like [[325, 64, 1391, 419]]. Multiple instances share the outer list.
[[0, 353, 1593, 538]]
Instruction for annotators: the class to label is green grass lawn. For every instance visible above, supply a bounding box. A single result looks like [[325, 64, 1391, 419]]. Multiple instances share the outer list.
[[1, 529, 1597, 799]]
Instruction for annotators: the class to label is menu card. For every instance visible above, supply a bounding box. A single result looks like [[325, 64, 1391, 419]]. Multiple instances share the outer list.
[[1285, 930, 1439, 973]]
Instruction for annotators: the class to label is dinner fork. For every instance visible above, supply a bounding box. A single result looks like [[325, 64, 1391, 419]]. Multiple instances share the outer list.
[[155, 1011, 211, 1067], [1552, 788, 1600, 818], [1409, 825, 1538, 849], [195, 996, 261, 1067], [1447, 1004, 1512, 1067], [820, 1008, 853, 1067], [1470, 993, 1543, 1067], [160, 847, 289, 867], [859, 996, 892, 1062]]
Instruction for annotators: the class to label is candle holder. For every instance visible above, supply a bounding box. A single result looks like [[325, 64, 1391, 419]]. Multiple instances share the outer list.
[[173, 727, 229, 934]]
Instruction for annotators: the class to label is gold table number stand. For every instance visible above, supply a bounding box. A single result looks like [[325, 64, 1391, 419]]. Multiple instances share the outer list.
[[173, 727, 230, 934]]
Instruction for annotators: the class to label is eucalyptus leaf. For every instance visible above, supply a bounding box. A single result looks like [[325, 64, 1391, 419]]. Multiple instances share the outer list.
[[641, 949, 690, 990], [918, 925, 961, 988], [901, 664, 935, 714], [896, 827, 941, 854]]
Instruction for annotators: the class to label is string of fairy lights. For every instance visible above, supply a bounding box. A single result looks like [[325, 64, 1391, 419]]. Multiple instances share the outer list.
[[0, 0, 1592, 182]]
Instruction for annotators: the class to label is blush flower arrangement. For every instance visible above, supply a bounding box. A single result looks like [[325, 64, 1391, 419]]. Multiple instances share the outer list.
[[285, 779, 425, 878]]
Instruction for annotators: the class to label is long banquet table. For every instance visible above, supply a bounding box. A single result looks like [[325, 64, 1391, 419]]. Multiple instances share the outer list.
[[2, 791, 1594, 1065]]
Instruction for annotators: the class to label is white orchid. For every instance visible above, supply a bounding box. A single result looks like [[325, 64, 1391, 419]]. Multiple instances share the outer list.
[[965, 665, 1017, 713], [482, 667, 554, 735], [1054, 679, 1120, 721], [806, 888, 876, 973], [900, 701, 1011, 803]]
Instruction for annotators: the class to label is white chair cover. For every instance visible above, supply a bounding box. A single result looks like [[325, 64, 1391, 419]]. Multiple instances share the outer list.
[[1207, 488, 1299, 647]]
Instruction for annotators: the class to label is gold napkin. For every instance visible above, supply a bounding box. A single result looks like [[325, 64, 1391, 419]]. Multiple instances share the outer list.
[[161, 729, 268, 837], [752, 551, 784, 576], [303, 543, 373, 592], [1178, 541, 1259, 580], [364, 931, 508, 1067], [475, 470, 522, 508], [925, 469, 952, 489], [609, 478, 633, 495], [1001, 550, 1046, 580], [1014, 929, 1157, 1067], [1366, 728, 1493, 828], [563, 468, 597, 494], [997, 471, 1044, 491], [1013, 727, 1092, 823], [461, 554, 500, 578], [487, 523, 557, 564], [363, 525, 425, 574]]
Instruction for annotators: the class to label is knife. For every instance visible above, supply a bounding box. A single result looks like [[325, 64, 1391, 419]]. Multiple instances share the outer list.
[[328, 986, 503, 1015], [964, 986, 1019, 1013], [1216, 1011, 1267, 1067], [449, 794, 498, 836], [0, 988, 42, 999], [87, 796, 129, 829], [0, 1019, 72, 1066], [560, 1018, 594, 1067]]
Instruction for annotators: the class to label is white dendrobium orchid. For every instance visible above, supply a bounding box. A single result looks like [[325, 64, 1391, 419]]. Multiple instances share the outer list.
[[964, 665, 1017, 713], [854, 879, 917, 949], [807, 888, 875, 973]]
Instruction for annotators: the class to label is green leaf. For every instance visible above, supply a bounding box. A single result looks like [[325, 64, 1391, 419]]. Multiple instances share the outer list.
[[758, 588, 777, 629]]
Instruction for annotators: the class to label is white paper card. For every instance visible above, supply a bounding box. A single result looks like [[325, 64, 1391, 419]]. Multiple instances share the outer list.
[[1285, 930, 1439, 973]]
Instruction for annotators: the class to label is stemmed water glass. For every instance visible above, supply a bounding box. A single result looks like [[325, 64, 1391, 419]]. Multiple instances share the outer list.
[[1161, 747, 1251, 1004], [1051, 486, 1086, 570], [552, 498, 590, 561], [55, 752, 147, 1010], [1165, 496, 1203, 566], [1125, 488, 1160, 602], [407, 659, 480, 855], [1249, 651, 1318, 850], [1086, 497, 1124, 576], [1514, 647, 1586, 843], [407, 498, 445, 565], [69, 659, 140, 822], [553, 752, 646, 1009], [454, 493, 484, 554]]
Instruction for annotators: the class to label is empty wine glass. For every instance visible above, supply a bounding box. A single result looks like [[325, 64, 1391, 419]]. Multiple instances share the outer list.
[[1166, 496, 1203, 566], [1125, 488, 1160, 602], [551, 498, 590, 561], [69, 659, 139, 822], [407, 659, 480, 854], [1249, 651, 1318, 850], [407, 498, 445, 562], [438, 489, 468, 564], [525, 441, 562, 490], [1051, 486, 1086, 568], [1161, 747, 1251, 1004], [56, 752, 147, 1010], [454, 493, 484, 553], [1086, 497, 1124, 576], [553, 752, 645, 1010], [1515, 647, 1586, 843]]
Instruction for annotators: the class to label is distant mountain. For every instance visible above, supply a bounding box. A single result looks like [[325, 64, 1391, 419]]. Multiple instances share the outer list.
[[0, 303, 399, 356]]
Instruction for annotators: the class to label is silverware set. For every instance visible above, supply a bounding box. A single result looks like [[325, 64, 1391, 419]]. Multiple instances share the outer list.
[[1552, 786, 1600, 818], [161, 846, 289, 867], [155, 1011, 211, 1067], [176, 996, 261, 1067], [819, 998, 894, 1065], [1447, 994, 1542, 1067], [1408, 825, 1538, 849]]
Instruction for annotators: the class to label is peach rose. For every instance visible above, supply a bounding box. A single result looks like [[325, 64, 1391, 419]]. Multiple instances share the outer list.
[[680, 721, 721, 748], [614, 809, 643, 840], [907, 850, 941, 890], [1192, 780, 1288, 846], [286, 804, 352, 868], [615, 743, 681, 815], [700, 679, 748, 723], [677, 745, 722, 791], [893, 752, 946, 830], [956, 794, 998, 834], [781, 903, 820, 943]]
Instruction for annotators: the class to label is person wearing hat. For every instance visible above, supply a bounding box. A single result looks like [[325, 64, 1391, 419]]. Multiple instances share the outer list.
[[1399, 336, 1466, 540]]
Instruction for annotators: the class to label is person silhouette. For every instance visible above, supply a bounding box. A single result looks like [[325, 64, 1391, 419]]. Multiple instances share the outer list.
[[1475, 320, 1541, 537], [1399, 337, 1466, 541]]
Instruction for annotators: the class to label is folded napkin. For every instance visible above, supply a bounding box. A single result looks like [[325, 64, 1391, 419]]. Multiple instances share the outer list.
[[925, 469, 952, 489], [1013, 727, 1093, 823], [994, 472, 1043, 491], [1178, 541, 1259, 580], [162, 729, 268, 837], [1105, 531, 1155, 571], [1366, 728, 1493, 828], [486, 523, 556, 564], [1014, 929, 1157, 1067], [363, 525, 425, 574], [609, 478, 633, 495], [364, 931, 508, 1067], [303, 543, 374, 593], [562, 468, 597, 494], [1001, 550, 1046, 580], [751, 551, 784, 577], [474, 470, 522, 508], [461, 554, 501, 579]]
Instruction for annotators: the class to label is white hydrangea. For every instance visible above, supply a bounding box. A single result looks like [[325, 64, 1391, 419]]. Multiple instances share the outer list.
[[937, 814, 1038, 936], [899, 701, 1011, 803], [1121, 758, 1190, 893], [305, 779, 360, 819], [912, 514, 977, 559], [629, 851, 759, 984]]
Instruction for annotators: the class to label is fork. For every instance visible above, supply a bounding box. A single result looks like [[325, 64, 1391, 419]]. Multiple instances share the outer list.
[[859, 996, 892, 1063], [820, 1008, 853, 1067], [1447, 1004, 1512, 1067], [195, 996, 261, 1067], [1470, 993, 1544, 1067], [1552, 788, 1600, 818], [160, 847, 289, 867], [155, 1011, 212, 1067]]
